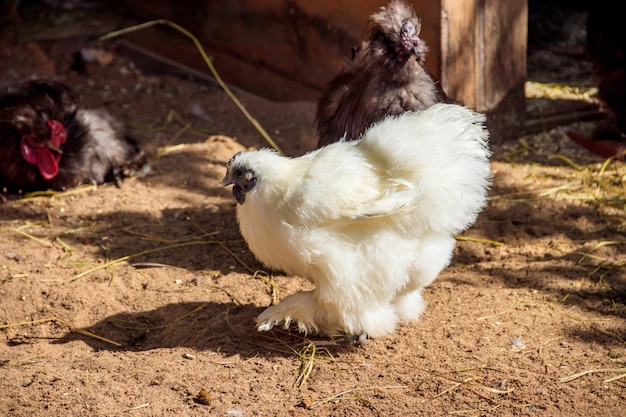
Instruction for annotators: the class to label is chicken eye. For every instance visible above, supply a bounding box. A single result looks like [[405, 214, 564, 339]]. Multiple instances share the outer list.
[[234, 168, 244, 178]]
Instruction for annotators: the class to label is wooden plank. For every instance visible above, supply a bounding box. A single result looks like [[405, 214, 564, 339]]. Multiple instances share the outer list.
[[118, 1, 445, 100], [118, 0, 528, 142]]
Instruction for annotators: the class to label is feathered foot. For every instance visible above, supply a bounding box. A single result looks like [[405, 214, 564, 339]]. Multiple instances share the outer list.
[[256, 291, 322, 335]]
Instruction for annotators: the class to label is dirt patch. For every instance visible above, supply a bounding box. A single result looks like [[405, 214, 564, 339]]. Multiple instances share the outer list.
[[1, 9, 625, 417]]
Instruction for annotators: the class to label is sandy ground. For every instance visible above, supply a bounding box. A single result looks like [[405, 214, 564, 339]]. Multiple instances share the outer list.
[[1, 5, 625, 417]]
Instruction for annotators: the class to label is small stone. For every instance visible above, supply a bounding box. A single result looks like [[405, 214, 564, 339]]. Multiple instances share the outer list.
[[195, 389, 212, 405], [5, 253, 22, 262]]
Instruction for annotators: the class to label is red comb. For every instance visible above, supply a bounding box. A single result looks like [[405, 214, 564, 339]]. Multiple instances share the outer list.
[[47, 119, 67, 148]]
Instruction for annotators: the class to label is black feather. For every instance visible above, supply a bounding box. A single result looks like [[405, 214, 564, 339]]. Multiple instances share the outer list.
[[0, 78, 146, 193]]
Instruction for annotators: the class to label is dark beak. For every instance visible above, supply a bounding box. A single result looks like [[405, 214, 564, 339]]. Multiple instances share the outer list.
[[222, 173, 234, 186], [222, 172, 245, 204], [222, 164, 257, 205], [231, 176, 257, 204], [46, 142, 64, 154]]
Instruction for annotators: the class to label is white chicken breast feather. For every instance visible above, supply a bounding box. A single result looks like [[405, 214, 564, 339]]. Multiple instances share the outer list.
[[223, 103, 492, 341]]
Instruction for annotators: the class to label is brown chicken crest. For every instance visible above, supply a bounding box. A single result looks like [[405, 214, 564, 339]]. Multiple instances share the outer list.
[[315, 0, 449, 149]]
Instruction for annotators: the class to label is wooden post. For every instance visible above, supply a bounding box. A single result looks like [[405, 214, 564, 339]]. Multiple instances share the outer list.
[[439, 0, 528, 142]]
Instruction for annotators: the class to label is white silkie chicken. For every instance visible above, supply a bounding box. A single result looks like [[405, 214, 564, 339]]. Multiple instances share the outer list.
[[223, 103, 492, 344]]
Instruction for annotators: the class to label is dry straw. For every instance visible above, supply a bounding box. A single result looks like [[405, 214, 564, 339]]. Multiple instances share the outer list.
[[100, 20, 283, 154]]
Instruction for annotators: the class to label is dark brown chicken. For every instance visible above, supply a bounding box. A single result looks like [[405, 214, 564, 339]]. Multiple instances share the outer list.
[[0, 78, 146, 193], [564, 2, 626, 159], [315, 0, 449, 148], [587, 2, 626, 141]]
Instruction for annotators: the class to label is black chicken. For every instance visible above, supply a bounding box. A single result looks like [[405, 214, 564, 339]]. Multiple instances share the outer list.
[[0, 78, 146, 193], [315, 0, 449, 148]]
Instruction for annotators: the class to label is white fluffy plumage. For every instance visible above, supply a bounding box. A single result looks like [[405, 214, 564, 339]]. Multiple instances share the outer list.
[[223, 103, 492, 341]]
